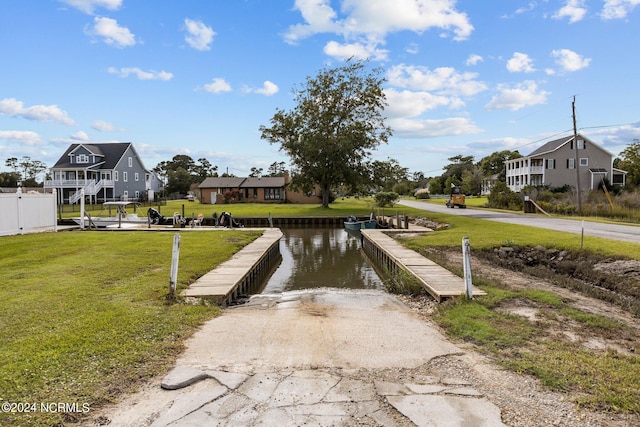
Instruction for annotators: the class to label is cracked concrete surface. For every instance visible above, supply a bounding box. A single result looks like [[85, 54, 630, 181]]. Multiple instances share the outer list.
[[85, 289, 506, 426]]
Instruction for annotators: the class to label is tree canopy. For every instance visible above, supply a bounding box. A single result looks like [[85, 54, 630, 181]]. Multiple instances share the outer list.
[[615, 139, 640, 187], [259, 58, 392, 207]]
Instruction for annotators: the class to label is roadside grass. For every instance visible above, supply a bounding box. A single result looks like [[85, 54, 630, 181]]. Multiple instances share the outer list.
[[396, 211, 640, 414], [0, 229, 261, 427], [433, 281, 640, 413]]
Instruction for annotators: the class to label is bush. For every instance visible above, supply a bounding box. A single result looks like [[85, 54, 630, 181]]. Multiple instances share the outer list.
[[488, 182, 523, 210], [392, 182, 410, 195], [375, 191, 399, 207], [415, 188, 430, 199]]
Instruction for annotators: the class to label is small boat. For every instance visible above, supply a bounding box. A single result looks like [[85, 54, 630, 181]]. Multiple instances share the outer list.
[[72, 201, 149, 228], [344, 215, 377, 231]]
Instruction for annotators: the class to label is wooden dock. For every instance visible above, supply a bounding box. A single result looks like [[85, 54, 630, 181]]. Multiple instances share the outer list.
[[361, 229, 486, 301], [182, 228, 282, 305]]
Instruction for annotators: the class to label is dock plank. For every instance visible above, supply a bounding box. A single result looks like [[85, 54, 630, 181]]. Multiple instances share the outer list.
[[361, 229, 485, 301], [182, 228, 282, 303]]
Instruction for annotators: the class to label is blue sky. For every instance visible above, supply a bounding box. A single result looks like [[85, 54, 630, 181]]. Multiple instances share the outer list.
[[1, 0, 639, 179]]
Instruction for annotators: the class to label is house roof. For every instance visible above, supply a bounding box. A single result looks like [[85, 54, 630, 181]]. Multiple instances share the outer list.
[[199, 177, 246, 188], [527, 133, 613, 157], [242, 177, 285, 188], [528, 135, 574, 157], [199, 176, 287, 189], [51, 142, 134, 170]]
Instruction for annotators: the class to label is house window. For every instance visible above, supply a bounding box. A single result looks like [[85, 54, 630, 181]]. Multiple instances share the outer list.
[[134, 172, 139, 181], [567, 158, 575, 169], [580, 158, 588, 166], [128, 157, 133, 167], [546, 159, 555, 169], [123, 172, 128, 182], [114, 171, 119, 181], [265, 188, 281, 200], [135, 191, 140, 199], [76, 154, 89, 163], [578, 140, 586, 149]]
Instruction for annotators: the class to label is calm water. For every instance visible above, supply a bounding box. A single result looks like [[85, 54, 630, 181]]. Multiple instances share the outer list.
[[260, 228, 385, 293]]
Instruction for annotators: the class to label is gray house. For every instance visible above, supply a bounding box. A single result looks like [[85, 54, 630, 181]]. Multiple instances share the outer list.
[[45, 142, 162, 204], [504, 134, 626, 193]]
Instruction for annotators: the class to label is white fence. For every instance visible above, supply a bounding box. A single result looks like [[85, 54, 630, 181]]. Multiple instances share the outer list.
[[0, 188, 57, 236]]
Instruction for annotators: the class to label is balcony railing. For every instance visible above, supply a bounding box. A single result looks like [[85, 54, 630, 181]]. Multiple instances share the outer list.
[[44, 179, 114, 188]]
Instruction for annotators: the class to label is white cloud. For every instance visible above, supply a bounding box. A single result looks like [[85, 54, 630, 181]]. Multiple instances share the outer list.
[[506, 52, 536, 73], [284, 0, 341, 44], [0, 130, 42, 146], [88, 17, 136, 48], [551, 48, 591, 72], [466, 54, 483, 66], [203, 78, 232, 94], [70, 131, 89, 141], [184, 19, 216, 51], [389, 117, 483, 138], [284, 0, 474, 52], [92, 120, 120, 131], [485, 81, 549, 111], [58, 0, 122, 15], [385, 88, 455, 118], [601, 0, 640, 19], [247, 81, 279, 96], [108, 67, 173, 80], [387, 64, 487, 97], [553, 0, 588, 23], [0, 98, 75, 125], [323, 40, 388, 61]]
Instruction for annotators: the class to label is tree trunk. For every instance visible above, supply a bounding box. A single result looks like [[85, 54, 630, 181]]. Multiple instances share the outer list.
[[322, 184, 330, 208]]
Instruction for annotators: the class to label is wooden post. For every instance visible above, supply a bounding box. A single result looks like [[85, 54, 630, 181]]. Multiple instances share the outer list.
[[169, 233, 181, 297], [462, 237, 473, 299]]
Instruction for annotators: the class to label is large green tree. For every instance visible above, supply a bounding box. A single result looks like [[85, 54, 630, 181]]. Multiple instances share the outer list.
[[478, 150, 521, 180], [259, 59, 392, 207], [615, 139, 640, 187]]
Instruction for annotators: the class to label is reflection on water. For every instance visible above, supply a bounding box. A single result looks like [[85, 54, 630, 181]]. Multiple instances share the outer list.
[[261, 228, 384, 293]]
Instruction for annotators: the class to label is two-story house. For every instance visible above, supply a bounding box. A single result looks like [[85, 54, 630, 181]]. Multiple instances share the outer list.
[[45, 142, 162, 204], [504, 134, 626, 193]]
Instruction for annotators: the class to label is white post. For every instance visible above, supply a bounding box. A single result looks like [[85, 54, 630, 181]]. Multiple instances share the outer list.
[[581, 220, 584, 249], [53, 189, 58, 232], [80, 188, 85, 230], [169, 233, 181, 297], [462, 237, 473, 299], [16, 186, 24, 235]]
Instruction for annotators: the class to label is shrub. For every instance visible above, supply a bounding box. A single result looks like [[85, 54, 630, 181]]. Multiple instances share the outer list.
[[375, 191, 399, 207], [488, 182, 523, 210], [415, 188, 430, 199]]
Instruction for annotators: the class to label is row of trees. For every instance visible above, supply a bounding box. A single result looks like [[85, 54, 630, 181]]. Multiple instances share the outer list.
[[1, 156, 48, 187]]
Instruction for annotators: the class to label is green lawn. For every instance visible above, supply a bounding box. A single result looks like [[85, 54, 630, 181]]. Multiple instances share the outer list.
[[59, 197, 427, 220], [0, 229, 261, 427]]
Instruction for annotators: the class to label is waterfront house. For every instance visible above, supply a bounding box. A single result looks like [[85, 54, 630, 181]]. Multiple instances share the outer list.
[[45, 142, 162, 204], [198, 174, 321, 204], [504, 134, 626, 193]]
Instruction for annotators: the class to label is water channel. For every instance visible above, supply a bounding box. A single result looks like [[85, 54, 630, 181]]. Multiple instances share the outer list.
[[260, 227, 385, 294]]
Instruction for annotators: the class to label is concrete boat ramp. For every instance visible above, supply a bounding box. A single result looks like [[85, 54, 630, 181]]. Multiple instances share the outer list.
[[86, 228, 507, 426]]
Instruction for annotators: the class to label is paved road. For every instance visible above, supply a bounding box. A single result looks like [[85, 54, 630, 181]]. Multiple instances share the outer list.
[[399, 199, 640, 244]]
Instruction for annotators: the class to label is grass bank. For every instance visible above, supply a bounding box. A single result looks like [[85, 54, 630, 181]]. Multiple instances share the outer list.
[[0, 229, 261, 426], [397, 211, 640, 414]]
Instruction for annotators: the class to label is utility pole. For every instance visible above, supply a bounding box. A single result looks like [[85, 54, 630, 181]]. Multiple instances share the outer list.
[[572, 96, 582, 215]]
